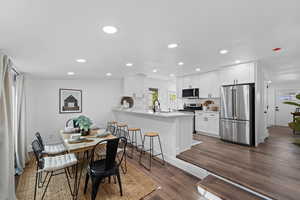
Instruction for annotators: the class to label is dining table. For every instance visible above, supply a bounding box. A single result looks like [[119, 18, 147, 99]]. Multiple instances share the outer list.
[[60, 128, 116, 200]]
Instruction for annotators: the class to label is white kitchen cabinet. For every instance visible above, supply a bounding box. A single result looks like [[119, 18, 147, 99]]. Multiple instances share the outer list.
[[195, 71, 220, 98], [196, 111, 219, 137], [220, 63, 255, 85], [196, 112, 207, 131], [183, 76, 192, 89]]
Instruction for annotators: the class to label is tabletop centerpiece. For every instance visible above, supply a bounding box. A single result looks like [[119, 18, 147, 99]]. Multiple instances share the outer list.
[[75, 115, 93, 136]]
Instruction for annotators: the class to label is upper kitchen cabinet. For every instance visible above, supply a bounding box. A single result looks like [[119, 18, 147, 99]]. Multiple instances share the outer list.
[[192, 71, 221, 98], [183, 76, 193, 89], [220, 62, 255, 85]]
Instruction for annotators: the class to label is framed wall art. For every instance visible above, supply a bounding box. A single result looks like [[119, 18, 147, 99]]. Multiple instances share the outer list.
[[59, 88, 82, 113]]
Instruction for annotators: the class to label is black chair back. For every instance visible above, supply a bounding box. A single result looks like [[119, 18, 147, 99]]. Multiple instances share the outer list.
[[35, 132, 45, 151], [32, 139, 44, 169], [89, 137, 127, 171]]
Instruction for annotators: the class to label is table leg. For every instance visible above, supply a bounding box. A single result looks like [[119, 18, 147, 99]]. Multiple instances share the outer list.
[[72, 151, 89, 200]]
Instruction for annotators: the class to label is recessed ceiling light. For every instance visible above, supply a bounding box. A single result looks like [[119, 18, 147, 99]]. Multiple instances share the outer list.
[[102, 26, 118, 34], [152, 69, 158, 73], [106, 72, 112, 76], [235, 60, 241, 64], [125, 63, 133, 67], [195, 68, 201, 72], [170, 73, 175, 77], [178, 62, 184, 66], [168, 43, 178, 49], [219, 49, 228, 54], [76, 59, 86, 63], [67, 72, 75, 76]]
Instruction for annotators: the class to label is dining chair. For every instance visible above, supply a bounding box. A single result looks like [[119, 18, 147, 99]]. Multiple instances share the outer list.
[[84, 137, 127, 200], [106, 124, 128, 174], [32, 139, 78, 200], [35, 132, 67, 155]]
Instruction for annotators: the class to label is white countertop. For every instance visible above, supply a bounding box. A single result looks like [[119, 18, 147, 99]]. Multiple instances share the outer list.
[[112, 108, 194, 118], [195, 110, 219, 113]]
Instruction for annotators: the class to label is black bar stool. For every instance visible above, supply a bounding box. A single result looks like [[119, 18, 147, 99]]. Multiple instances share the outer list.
[[128, 128, 143, 157], [139, 132, 165, 170]]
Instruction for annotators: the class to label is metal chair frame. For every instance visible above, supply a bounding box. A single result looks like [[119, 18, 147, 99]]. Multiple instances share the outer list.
[[32, 139, 78, 200]]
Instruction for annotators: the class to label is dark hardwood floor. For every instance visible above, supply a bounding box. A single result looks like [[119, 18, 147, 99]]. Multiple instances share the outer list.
[[128, 150, 204, 200], [177, 126, 300, 200], [198, 175, 262, 200]]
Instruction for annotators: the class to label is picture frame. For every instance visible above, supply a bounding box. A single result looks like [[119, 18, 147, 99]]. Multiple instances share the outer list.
[[59, 88, 82, 114]]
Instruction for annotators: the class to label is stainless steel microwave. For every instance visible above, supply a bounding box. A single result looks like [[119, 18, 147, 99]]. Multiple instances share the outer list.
[[182, 88, 199, 98]]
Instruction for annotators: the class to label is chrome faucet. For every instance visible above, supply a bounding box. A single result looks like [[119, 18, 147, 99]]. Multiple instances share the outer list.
[[153, 99, 161, 113]]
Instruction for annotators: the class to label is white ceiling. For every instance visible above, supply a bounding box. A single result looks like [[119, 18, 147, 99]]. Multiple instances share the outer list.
[[1, 0, 300, 81]]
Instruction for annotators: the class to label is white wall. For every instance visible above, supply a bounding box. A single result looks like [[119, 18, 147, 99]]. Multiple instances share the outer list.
[[255, 62, 268, 145], [25, 78, 122, 150], [123, 75, 176, 110]]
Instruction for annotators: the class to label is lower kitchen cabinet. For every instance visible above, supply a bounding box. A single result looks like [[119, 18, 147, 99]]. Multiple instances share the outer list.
[[196, 111, 219, 137]]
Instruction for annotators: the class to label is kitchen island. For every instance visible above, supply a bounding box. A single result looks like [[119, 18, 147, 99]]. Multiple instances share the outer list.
[[112, 108, 194, 159]]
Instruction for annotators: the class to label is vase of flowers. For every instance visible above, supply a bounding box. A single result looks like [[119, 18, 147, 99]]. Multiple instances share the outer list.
[[75, 115, 93, 136]]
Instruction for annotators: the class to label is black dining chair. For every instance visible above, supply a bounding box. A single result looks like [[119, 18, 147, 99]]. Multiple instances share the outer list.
[[106, 123, 128, 174], [84, 137, 127, 200]]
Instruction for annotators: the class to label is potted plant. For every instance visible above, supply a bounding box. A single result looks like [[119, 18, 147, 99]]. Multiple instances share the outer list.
[[75, 115, 93, 136], [283, 94, 300, 145]]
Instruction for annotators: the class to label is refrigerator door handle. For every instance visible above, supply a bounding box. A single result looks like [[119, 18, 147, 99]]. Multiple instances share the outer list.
[[232, 87, 236, 120]]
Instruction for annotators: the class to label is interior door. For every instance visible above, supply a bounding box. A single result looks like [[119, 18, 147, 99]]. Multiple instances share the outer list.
[[275, 89, 300, 126], [220, 86, 234, 119], [235, 85, 250, 121]]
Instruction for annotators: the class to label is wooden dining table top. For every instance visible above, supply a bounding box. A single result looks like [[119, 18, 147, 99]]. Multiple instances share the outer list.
[[60, 129, 116, 153]]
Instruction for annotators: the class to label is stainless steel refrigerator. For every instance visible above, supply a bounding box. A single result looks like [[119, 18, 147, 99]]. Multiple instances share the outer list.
[[220, 83, 255, 146]]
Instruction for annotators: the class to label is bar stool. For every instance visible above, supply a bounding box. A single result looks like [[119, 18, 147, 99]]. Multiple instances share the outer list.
[[107, 121, 117, 129], [128, 128, 143, 157], [116, 123, 131, 143], [139, 132, 165, 170], [107, 121, 118, 135]]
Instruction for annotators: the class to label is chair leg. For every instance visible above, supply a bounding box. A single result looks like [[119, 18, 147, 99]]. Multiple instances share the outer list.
[[34, 170, 38, 200], [91, 178, 102, 200], [139, 135, 146, 164], [149, 137, 153, 170], [84, 173, 89, 194], [41, 172, 53, 200], [65, 169, 75, 197], [116, 169, 123, 196], [118, 153, 127, 174], [158, 135, 165, 165]]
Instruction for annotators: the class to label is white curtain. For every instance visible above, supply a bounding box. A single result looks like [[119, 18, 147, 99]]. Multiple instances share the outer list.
[[15, 74, 29, 175], [0, 54, 16, 199]]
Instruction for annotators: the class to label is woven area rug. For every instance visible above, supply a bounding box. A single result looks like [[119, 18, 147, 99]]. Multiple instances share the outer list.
[[16, 158, 158, 200]]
